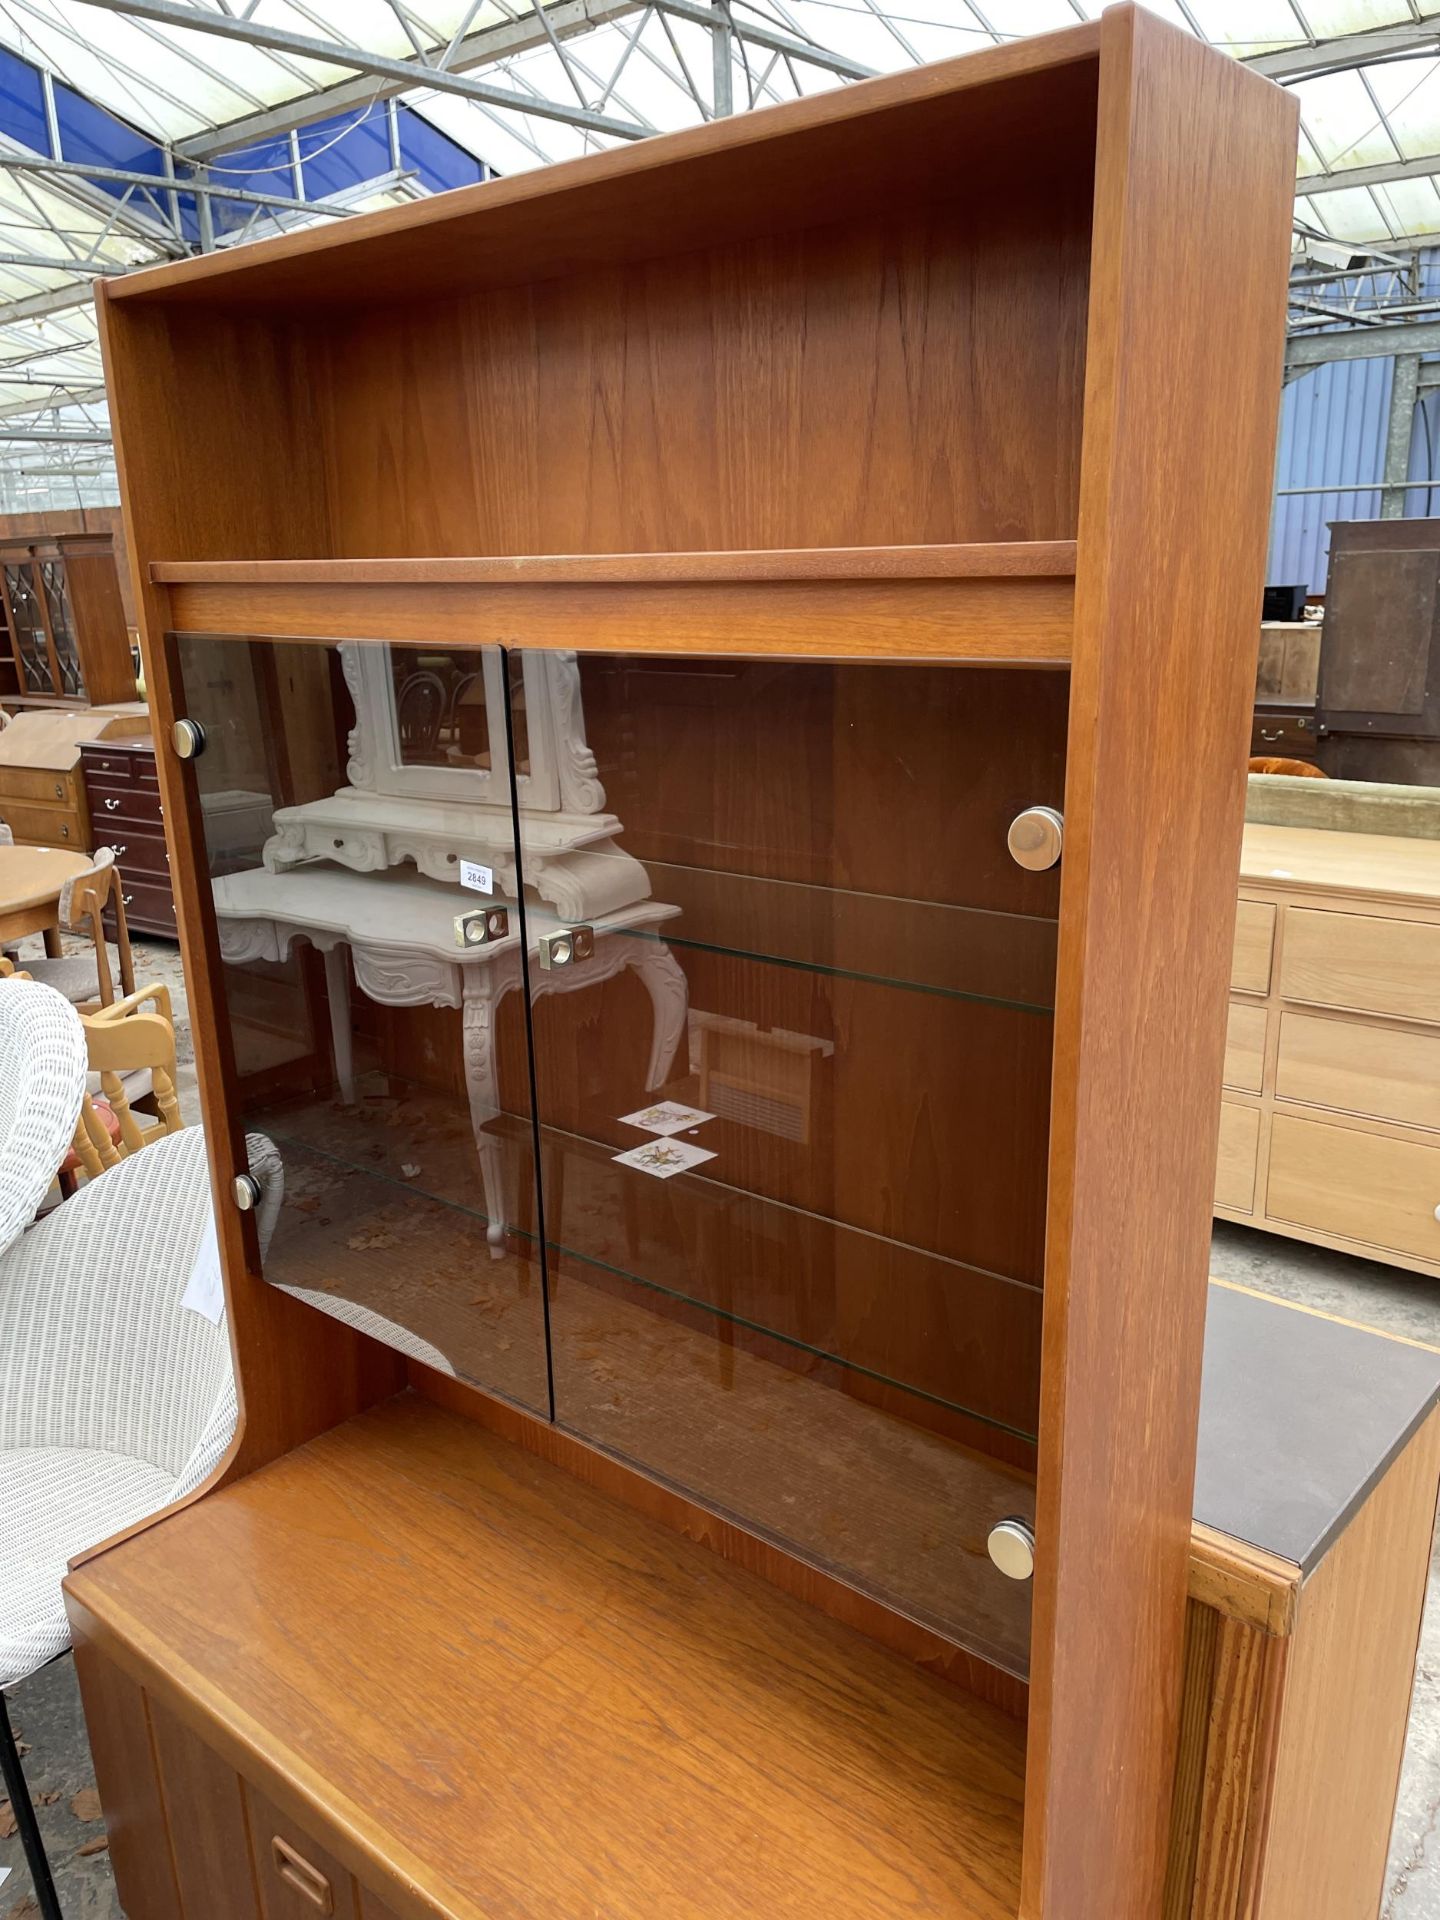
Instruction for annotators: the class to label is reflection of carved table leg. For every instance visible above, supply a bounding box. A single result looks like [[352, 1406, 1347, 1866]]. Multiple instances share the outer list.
[[627, 942, 689, 1092], [322, 945, 356, 1105], [461, 978, 509, 1258]]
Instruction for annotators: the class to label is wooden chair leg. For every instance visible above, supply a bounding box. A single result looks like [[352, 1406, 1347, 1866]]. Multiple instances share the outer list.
[[0, 1688, 64, 1920]]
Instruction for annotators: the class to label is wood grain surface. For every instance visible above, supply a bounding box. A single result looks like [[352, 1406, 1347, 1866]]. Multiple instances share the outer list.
[[106, 27, 1100, 313], [1022, 12, 1298, 1918], [160, 576, 1075, 661], [67, 1392, 1029, 1920], [1252, 1407, 1440, 1920], [150, 542, 1078, 584]]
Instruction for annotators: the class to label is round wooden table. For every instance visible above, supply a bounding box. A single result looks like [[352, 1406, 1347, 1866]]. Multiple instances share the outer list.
[[0, 844, 93, 951]]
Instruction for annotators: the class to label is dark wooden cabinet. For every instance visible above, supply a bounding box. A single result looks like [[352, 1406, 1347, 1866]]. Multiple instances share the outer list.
[[0, 531, 135, 710], [80, 735, 175, 936], [1317, 517, 1440, 745], [1252, 702, 1321, 762]]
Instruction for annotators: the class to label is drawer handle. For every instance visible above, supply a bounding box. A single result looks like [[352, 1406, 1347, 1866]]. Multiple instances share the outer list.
[[270, 1836, 334, 1914], [107, 843, 126, 857], [53, 780, 62, 799], [1259, 728, 1284, 742], [59, 824, 69, 839], [122, 893, 133, 907], [104, 797, 120, 811]]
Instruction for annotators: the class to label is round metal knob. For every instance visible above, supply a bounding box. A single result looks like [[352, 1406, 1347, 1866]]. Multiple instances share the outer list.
[[232, 1172, 262, 1212], [172, 717, 206, 760], [987, 1517, 1036, 1581], [1007, 806, 1064, 872]]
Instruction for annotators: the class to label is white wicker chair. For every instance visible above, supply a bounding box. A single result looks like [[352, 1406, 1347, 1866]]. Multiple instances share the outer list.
[[0, 1124, 283, 1918], [0, 978, 87, 1261]]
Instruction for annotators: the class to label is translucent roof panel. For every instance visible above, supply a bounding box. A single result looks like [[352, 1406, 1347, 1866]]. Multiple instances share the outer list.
[[0, 0, 1439, 508]]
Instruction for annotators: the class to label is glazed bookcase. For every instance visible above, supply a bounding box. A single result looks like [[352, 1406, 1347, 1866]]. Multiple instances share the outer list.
[[65, 10, 1297, 1918]]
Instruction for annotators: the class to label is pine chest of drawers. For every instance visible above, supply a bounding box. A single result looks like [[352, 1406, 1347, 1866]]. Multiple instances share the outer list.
[[1217, 823, 1440, 1276], [80, 734, 176, 937]]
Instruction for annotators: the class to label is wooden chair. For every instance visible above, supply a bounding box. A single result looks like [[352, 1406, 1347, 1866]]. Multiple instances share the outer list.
[[64, 983, 184, 1183], [20, 845, 135, 1010]]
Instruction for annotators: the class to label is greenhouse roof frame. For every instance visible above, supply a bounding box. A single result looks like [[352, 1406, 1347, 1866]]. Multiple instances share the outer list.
[[0, 0, 1439, 507]]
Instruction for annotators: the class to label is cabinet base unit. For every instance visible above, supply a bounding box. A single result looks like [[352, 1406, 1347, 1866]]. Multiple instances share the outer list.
[[1217, 825, 1440, 1277], [83, 6, 1299, 1914]]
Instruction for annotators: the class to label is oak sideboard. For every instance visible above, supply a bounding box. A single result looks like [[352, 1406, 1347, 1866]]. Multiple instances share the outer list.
[[1218, 823, 1440, 1278]]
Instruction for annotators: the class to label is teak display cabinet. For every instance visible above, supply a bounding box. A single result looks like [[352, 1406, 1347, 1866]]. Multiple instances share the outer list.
[[0, 529, 133, 708], [68, 10, 1297, 1918]]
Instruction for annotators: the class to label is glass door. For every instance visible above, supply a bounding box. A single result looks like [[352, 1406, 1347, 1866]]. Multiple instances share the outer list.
[[171, 633, 551, 1417], [40, 557, 85, 697], [171, 631, 1065, 1674], [512, 651, 1065, 1673], [4, 561, 55, 694]]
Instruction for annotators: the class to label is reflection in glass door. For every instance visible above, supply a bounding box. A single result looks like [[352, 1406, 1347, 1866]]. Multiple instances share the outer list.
[[172, 633, 1066, 1673], [514, 652, 1067, 1672], [172, 633, 551, 1416]]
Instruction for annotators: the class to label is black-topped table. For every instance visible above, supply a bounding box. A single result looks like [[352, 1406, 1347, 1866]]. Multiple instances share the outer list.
[[1169, 1280, 1440, 1920]]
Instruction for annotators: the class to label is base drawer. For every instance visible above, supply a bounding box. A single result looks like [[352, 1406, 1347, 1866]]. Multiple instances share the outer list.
[[1232, 901, 1276, 995], [1268, 1113, 1440, 1266], [1, 798, 87, 848], [94, 828, 170, 878], [0, 765, 82, 806], [110, 875, 176, 935], [1277, 1012, 1440, 1132], [1224, 1002, 1268, 1094], [1281, 908, 1440, 1025], [1216, 1102, 1261, 1213]]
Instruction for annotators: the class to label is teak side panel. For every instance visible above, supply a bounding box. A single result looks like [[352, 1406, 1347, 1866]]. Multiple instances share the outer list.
[[96, 287, 407, 1480], [1023, 13, 1298, 1920], [1253, 1406, 1440, 1920]]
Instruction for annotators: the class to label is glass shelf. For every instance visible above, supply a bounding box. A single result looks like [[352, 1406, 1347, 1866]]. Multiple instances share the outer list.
[[530, 857, 1058, 1013]]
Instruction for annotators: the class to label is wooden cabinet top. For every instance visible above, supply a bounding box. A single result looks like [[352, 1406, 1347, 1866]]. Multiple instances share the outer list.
[[1241, 823, 1440, 906]]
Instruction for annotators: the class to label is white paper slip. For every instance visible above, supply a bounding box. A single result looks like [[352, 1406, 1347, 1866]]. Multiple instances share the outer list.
[[1, 1866, 11, 1889], [181, 1208, 226, 1324], [460, 859, 494, 895], [613, 1138, 717, 1181], [618, 1100, 716, 1137]]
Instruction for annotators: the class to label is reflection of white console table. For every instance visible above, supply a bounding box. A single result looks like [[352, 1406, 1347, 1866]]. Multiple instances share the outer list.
[[211, 864, 687, 1245]]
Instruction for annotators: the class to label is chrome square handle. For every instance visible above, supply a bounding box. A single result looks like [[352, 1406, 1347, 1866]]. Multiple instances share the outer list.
[[538, 926, 595, 970], [454, 906, 509, 948]]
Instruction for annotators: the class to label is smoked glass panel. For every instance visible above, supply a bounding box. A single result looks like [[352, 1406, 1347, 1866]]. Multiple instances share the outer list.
[[5, 563, 52, 694], [515, 653, 1065, 1673], [171, 633, 550, 1416]]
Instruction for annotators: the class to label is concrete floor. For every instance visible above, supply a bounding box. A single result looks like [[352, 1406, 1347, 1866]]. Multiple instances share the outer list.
[[4, 940, 1440, 1916]]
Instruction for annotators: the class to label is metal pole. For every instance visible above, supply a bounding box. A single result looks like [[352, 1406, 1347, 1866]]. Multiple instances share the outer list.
[[1382, 352, 1421, 517], [0, 1690, 63, 1920], [712, 3, 733, 116]]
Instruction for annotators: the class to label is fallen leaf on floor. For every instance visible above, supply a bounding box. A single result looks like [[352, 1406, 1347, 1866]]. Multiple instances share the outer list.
[[0, 1801, 15, 1837], [76, 1835, 109, 1857], [33, 1790, 59, 1806], [69, 1788, 102, 1822], [5, 1896, 40, 1918]]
